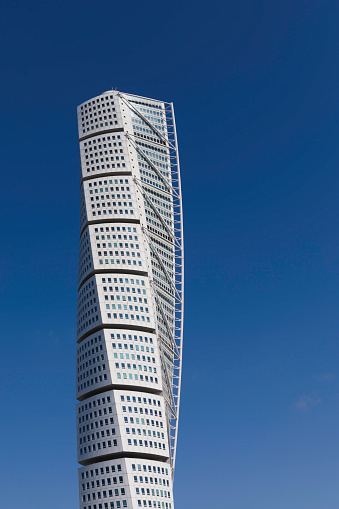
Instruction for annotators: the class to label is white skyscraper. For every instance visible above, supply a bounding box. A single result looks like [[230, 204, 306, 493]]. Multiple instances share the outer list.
[[76, 90, 184, 509]]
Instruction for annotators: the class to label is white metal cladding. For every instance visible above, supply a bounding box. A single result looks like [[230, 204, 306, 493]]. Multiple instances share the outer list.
[[77, 90, 183, 509]]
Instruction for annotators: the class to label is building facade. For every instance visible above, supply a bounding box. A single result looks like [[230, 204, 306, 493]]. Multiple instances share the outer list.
[[76, 90, 184, 509]]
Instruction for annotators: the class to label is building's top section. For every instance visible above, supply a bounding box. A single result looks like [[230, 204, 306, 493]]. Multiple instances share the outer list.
[[77, 90, 167, 110], [77, 90, 169, 141]]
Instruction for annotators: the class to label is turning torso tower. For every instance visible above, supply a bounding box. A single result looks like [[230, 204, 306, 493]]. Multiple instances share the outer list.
[[76, 90, 184, 509]]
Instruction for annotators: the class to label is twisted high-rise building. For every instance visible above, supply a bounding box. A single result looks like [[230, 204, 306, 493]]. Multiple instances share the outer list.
[[76, 90, 184, 509]]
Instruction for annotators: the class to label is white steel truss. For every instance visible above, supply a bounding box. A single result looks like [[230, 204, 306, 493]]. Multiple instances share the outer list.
[[120, 93, 184, 475]]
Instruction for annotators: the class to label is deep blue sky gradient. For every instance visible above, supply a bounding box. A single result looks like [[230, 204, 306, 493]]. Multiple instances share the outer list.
[[1, 1, 339, 507]]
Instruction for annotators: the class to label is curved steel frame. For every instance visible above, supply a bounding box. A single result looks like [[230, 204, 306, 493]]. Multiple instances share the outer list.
[[118, 93, 184, 475]]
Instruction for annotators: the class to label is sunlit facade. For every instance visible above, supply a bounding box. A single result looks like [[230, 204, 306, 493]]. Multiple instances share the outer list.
[[76, 90, 184, 509]]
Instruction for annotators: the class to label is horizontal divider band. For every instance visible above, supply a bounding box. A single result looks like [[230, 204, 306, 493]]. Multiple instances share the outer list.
[[77, 383, 162, 402], [81, 171, 132, 186], [79, 450, 170, 467], [80, 218, 140, 238], [78, 268, 149, 292], [77, 323, 156, 344], [79, 127, 124, 142]]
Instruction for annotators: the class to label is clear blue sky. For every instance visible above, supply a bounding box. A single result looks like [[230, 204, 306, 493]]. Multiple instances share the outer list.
[[1, 1, 338, 507]]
